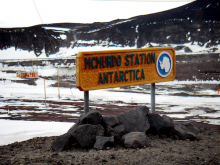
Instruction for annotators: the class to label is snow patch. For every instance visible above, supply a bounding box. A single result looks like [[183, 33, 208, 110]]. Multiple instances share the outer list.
[[0, 119, 73, 145]]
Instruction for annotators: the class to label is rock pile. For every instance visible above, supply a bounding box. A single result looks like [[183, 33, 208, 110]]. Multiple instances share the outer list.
[[51, 106, 200, 151]]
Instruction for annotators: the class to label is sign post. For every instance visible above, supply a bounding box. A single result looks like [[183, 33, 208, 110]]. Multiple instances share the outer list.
[[84, 91, 89, 113], [151, 83, 155, 114], [76, 47, 175, 114]]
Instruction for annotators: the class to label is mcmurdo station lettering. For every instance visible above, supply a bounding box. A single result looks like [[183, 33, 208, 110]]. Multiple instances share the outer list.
[[84, 53, 155, 85]]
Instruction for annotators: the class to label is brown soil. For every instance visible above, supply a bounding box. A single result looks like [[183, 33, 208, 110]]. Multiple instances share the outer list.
[[0, 124, 220, 165]]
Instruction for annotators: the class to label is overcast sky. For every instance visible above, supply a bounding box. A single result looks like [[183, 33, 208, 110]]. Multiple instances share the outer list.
[[0, 0, 193, 28]]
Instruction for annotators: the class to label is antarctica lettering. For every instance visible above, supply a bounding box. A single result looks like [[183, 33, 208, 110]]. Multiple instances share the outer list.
[[84, 53, 156, 84]]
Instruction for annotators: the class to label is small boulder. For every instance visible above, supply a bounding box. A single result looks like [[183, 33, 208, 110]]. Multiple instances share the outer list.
[[136, 106, 149, 116], [162, 115, 174, 127], [106, 126, 118, 137], [147, 114, 171, 136], [106, 126, 125, 143], [183, 122, 200, 135], [79, 110, 103, 125], [67, 110, 103, 133], [72, 124, 105, 148], [173, 122, 200, 140], [113, 125, 125, 133], [51, 133, 76, 151], [117, 106, 150, 133], [94, 136, 114, 150], [67, 120, 80, 134], [103, 115, 119, 127], [122, 132, 150, 148]]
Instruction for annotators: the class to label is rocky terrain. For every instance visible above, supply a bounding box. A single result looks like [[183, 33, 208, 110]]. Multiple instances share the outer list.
[[0, 109, 220, 165]]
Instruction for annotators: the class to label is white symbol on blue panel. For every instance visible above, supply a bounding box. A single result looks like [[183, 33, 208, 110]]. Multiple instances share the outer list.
[[156, 52, 172, 77]]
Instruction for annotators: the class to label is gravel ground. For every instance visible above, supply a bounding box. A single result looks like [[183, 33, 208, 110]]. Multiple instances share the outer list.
[[0, 126, 220, 165]]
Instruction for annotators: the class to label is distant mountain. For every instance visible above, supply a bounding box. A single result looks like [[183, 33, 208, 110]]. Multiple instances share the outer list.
[[0, 0, 220, 57]]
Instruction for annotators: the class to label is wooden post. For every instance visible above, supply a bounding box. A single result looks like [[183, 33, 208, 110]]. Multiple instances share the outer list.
[[57, 66, 60, 98], [44, 78, 46, 108]]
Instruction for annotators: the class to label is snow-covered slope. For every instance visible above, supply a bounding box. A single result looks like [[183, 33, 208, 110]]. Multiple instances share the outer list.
[[0, 0, 220, 59]]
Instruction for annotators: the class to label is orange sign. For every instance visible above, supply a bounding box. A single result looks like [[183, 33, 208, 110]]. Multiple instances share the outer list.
[[16, 71, 38, 78], [76, 47, 175, 91]]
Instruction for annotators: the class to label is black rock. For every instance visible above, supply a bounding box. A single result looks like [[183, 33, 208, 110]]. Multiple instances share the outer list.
[[94, 136, 114, 150], [136, 106, 150, 116], [79, 110, 103, 125], [72, 124, 105, 148], [113, 125, 125, 133], [51, 133, 76, 152], [67, 120, 80, 134], [106, 126, 125, 144], [183, 122, 200, 135], [103, 115, 119, 127], [147, 114, 171, 136], [67, 110, 103, 134], [122, 132, 150, 148], [162, 115, 174, 127], [173, 122, 200, 140], [117, 106, 150, 133]]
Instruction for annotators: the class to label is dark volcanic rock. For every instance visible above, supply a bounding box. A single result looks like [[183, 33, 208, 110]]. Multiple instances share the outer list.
[[136, 106, 150, 116], [106, 126, 125, 143], [67, 110, 103, 133], [94, 136, 114, 150], [184, 122, 200, 135], [162, 115, 175, 127], [72, 124, 105, 148], [117, 106, 150, 133], [79, 109, 103, 125], [122, 132, 150, 148], [51, 133, 76, 152], [173, 122, 200, 140], [67, 120, 80, 134], [147, 114, 171, 136], [103, 115, 119, 127], [113, 125, 125, 133], [51, 106, 201, 151]]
